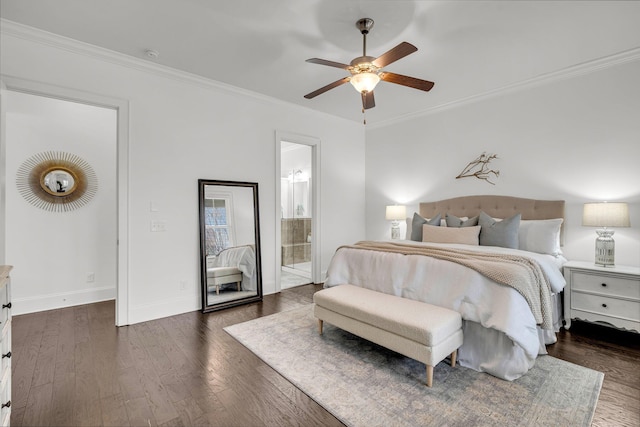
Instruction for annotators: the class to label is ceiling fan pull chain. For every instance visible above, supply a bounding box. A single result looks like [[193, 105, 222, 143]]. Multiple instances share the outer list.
[[362, 104, 367, 125]]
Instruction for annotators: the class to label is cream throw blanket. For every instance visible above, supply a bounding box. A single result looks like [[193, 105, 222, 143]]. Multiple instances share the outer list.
[[341, 241, 554, 330]]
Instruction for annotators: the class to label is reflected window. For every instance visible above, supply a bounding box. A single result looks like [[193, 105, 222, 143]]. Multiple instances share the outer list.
[[204, 198, 234, 256]]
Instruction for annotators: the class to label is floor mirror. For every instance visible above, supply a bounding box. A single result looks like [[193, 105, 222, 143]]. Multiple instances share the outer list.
[[199, 179, 262, 312]]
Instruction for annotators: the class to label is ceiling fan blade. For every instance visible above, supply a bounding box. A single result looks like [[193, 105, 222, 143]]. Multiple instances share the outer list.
[[304, 77, 351, 99], [306, 58, 351, 69], [380, 72, 435, 92], [361, 91, 375, 110], [372, 42, 417, 68]]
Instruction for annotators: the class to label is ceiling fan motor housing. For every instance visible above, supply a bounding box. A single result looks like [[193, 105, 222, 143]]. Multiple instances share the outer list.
[[350, 56, 378, 73]]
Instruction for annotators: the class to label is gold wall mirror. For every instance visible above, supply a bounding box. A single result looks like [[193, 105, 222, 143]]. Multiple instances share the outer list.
[[199, 179, 263, 312], [16, 151, 98, 212]]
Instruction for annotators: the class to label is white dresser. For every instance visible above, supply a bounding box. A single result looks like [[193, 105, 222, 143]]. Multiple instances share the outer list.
[[563, 260, 640, 332], [0, 266, 12, 427]]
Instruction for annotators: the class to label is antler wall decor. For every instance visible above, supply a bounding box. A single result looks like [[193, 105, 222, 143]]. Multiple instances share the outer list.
[[456, 152, 500, 185]]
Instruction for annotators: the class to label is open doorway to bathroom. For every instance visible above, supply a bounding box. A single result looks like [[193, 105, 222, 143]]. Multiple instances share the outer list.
[[280, 141, 313, 289]]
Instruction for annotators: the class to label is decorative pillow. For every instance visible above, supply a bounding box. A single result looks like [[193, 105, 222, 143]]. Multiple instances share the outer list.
[[478, 212, 521, 249], [422, 224, 481, 245], [519, 219, 563, 256], [446, 213, 479, 228], [410, 212, 442, 241]]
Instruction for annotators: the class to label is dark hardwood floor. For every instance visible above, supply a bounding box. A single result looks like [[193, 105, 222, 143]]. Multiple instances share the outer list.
[[11, 284, 640, 426]]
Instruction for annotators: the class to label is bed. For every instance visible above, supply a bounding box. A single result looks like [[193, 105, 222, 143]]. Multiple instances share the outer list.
[[207, 245, 257, 292], [324, 195, 566, 380]]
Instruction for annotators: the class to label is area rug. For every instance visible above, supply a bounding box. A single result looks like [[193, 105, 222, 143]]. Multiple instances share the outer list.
[[224, 305, 603, 427]]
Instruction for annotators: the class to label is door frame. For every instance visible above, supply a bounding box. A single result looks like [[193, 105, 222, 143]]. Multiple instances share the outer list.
[[1, 75, 130, 326], [275, 131, 321, 291]]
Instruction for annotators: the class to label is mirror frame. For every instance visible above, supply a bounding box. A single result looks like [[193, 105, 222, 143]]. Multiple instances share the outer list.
[[16, 151, 98, 212], [198, 179, 263, 313]]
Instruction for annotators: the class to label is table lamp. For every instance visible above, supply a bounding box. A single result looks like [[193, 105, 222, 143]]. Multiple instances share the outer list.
[[582, 202, 630, 267], [385, 205, 406, 240]]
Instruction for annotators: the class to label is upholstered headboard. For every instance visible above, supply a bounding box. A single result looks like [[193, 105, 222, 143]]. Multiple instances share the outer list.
[[419, 195, 565, 220], [420, 195, 565, 242]]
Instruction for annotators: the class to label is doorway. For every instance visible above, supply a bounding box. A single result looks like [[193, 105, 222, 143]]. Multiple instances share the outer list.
[[280, 141, 313, 288], [1, 77, 129, 325], [275, 131, 322, 292]]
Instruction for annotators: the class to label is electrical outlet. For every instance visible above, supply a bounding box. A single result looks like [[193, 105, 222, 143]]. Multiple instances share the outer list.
[[87, 273, 95, 283], [179, 280, 187, 290], [151, 220, 167, 232]]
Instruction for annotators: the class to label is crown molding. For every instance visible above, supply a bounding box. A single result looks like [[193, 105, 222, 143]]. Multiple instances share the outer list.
[[368, 46, 640, 130], [0, 19, 353, 125], [0, 19, 266, 99], [4, 18, 637, 130]]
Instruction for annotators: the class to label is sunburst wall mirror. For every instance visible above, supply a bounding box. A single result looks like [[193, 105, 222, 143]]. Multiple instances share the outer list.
[[16, 151, 98, 212]]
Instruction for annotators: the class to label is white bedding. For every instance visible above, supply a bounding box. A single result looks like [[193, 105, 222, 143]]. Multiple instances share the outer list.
[[324, 240, 567, 380], [208, 245, 257, 291]]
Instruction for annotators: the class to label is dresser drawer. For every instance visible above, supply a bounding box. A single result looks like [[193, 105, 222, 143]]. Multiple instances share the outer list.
[[572, 292, 640, 322], [0, 321, 10, 376], [0, 286, 7, 326], [571, 272, 640, 300], [0, 367, 9, 426]]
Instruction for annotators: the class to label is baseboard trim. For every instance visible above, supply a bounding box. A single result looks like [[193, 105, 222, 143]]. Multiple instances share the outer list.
[[12, 286, 116, 316], [127, 295, 199, 325]]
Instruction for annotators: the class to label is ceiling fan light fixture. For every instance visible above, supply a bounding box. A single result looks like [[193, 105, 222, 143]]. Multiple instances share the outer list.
[[350, 72, 380, 93], [304, 17, 434, 115]]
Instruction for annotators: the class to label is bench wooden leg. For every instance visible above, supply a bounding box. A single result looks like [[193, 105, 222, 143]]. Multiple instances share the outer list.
[[237, 281, 241, 291], [450, 349, 457, 367], [216, 286, 220, 295], [318, 319, 323, 335], [426, 365, 433, 387]]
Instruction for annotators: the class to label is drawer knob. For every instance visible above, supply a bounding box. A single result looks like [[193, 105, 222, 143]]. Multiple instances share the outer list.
[[601, 283, 607, 287], [602, 303, 607, 308], [1, 352, 10, 359], [1, 400, 9, 409], [1, 302, 10, 309]]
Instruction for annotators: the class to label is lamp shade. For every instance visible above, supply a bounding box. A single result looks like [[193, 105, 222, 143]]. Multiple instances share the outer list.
[[350, 72, 380, 93], [582, 202, 630, 227], [385, 205, 406, 221]]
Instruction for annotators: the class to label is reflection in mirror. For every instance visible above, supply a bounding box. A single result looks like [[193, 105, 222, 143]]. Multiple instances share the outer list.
[[43, 169, 76, 195], [199, 180, 262, 312]]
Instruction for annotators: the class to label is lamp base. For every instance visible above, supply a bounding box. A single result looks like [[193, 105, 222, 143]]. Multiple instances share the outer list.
[[390, 220, 400, 240], [594, 229, 615, 267]]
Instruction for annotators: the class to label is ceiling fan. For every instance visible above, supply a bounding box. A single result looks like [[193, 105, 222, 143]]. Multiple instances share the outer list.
[[304, 18, 435, 114]]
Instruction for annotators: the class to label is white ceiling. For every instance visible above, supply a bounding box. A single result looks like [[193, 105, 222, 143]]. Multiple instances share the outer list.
[[2, 1, 639, 125]]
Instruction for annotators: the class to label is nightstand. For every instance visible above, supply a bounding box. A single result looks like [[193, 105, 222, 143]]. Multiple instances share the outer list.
[[563, 261, 640, 332]]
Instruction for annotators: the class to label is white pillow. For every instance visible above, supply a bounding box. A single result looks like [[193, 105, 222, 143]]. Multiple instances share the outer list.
[[518, 219, 563, 256], [422, 224, 481, 245]]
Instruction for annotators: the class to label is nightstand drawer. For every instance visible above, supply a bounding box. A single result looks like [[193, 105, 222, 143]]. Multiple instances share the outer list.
[[572, 272, 640, 300], [572, 292, 640, 322]]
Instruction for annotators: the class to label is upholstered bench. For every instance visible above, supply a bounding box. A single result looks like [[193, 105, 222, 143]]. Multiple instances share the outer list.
[[207, 266, 242, 294], [313, 284, 463, 387]]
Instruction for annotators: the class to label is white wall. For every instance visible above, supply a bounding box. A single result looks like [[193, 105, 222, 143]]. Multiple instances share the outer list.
[[365, 58, 640, 267], [5, 92, 117, 313], [0, 23, 366, 323]]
